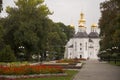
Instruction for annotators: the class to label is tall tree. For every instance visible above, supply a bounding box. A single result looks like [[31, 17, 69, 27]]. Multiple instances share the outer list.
[[1, 0, 74, 61], [3, 0, 51, 61], [99, 0, 120, 58]]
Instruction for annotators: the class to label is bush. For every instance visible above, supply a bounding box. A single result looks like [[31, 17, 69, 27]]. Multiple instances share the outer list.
[[0, 45, 16, 62]]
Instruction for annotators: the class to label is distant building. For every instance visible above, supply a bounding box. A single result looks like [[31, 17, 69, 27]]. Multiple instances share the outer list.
[[64, 12, 100, 59]]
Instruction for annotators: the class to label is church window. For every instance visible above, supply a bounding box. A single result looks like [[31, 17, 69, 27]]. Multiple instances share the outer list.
[[80, 43, 82, 46], [80, 48, 82, 50], [86, 42, 87, 50], [80, 55, 82, 58]]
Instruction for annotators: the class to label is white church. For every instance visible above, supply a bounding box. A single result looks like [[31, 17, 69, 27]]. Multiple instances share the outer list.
[[64, 12, 100, 59]]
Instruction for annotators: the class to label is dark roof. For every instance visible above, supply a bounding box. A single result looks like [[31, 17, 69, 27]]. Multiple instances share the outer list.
[[68, 45, 73, 48], [89, 39, 93, 42], [74, 32, 88, 38], [88, 32, 99, 38]]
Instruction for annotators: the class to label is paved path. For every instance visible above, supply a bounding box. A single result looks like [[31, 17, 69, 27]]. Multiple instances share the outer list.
[[73, 60, 120, 80]]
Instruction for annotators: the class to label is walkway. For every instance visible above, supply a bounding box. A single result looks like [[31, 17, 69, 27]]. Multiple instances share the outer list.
[[73, 60, 120, 80]]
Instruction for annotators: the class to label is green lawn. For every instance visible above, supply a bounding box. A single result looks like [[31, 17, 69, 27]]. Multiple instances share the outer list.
[[109, 61, 120, 66], [21, 70, 78, 80]]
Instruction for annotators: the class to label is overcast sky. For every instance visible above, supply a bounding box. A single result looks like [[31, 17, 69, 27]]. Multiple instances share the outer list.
[[1, 0, 105, 33]]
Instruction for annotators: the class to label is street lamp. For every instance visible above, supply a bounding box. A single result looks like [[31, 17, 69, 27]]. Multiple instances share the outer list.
[[45, 51, 49, 60], [112, 46, 118, 49], [18, 46, 25, 61], [19, 46, 24, 49]]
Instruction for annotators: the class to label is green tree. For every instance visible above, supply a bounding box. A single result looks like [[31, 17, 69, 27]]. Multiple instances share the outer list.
[[3, 0, 51, 61], [0, 45, 16, 62], [57, 22, 74, 40], [0, 24, 4, 50], [99, 0, 120, 59], [45, 22, 67, 60], [1, 0, 74, 61]]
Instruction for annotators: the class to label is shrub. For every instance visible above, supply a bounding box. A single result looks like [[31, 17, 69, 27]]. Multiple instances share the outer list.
[[0, 45, 16, 62]]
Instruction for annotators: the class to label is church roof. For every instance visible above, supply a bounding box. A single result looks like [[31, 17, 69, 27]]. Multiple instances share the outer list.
[[88, 32, 99, 38], [74, 32, 88, 38]]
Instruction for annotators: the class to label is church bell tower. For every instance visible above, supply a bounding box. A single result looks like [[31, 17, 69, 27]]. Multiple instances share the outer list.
[[78, 12, 86, 32]]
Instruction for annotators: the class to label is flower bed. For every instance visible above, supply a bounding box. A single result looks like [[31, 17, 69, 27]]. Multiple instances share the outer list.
[[0, 65, 64, 75]]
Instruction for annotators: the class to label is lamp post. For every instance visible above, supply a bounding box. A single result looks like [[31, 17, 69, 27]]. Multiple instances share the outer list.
[[18, 46, 25, 61], [45, 51, 48, 61], [112, 46, 118, 64], [106, 48, 112, 62]]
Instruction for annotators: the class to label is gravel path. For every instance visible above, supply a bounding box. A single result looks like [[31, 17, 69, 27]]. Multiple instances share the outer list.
[[73, 60, 120, 80]]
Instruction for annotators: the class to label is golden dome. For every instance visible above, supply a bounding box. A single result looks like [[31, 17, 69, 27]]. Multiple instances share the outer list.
[[91, 24, 97, 28], [79, 23, 84, 27], [70, 24, 74, 28], [79, 12, 86, 27]]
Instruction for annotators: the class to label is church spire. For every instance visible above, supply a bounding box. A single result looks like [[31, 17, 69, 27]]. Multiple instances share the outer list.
[[79, 12, 86, 27], [78, 12, 86, 32]]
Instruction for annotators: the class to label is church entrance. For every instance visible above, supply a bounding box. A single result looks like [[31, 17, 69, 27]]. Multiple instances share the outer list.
[[80, 55, 82, 58]]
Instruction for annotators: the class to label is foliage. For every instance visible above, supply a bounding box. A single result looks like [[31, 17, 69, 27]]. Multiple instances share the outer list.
[[0, 45, 16, 62], [3, 0, 51, 61], [109, 61, 120, 66], [99, 0, 120, 58], [0, 23, 5, 51], [0, 0, 74, 61]]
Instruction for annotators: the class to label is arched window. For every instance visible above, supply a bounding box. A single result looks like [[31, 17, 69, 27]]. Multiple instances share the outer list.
[[80, 48, 82, 50]]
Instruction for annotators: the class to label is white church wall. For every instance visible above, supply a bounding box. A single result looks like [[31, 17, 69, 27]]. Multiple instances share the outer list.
[[73, 38, 89, 59], [90, 38, 100, 59], [82, 38, 89, 59], [67, 48, 73, 59]]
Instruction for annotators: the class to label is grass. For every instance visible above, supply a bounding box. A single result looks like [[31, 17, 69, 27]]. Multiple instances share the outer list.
[[20, 70, 78, 80], [109, 61, 120, 66]]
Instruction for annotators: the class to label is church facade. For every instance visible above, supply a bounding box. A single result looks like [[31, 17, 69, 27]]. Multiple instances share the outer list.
[[64, 13, 100, 59]]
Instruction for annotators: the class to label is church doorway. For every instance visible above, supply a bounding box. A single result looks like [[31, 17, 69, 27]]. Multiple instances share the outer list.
[[80, 55, 82, 58]]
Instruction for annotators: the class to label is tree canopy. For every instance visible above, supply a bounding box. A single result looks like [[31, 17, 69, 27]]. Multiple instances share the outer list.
[[0, 0, 74, 61], [99, 0, 120, 59]]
